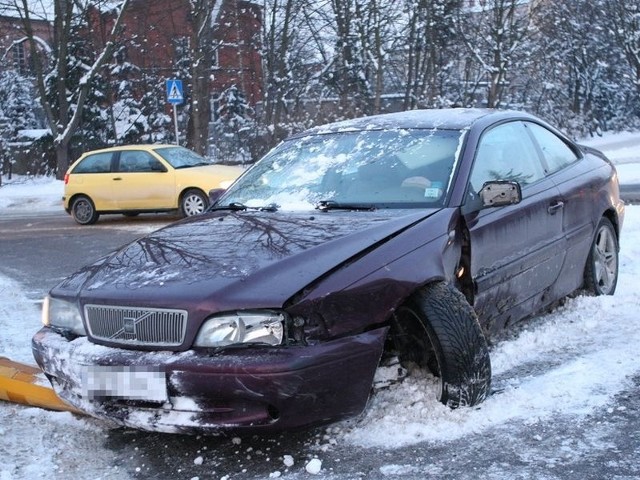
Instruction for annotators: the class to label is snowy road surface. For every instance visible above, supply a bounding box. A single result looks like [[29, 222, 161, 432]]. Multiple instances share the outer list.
[[1, 132, 640, 479]]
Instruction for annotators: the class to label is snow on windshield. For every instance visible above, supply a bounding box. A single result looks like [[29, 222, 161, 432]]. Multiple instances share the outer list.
[[221, 129, 463, 210], [154, 146, 212, 168]]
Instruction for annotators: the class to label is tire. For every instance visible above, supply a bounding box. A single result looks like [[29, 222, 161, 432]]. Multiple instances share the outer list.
[[180, 189, 208, 217], [391, 282, 491, 408], [71, 195, 99, 225], [584, 217, 618, 295]]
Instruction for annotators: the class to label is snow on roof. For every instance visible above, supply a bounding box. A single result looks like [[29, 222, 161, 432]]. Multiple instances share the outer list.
[[0, 1, 54, 20], [18, 129, 50, 139], [296, 108, 502, 137]]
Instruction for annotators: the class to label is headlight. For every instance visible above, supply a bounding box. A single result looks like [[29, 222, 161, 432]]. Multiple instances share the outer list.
[[42, 296, 86, 336], [194, 311, 284, 347]]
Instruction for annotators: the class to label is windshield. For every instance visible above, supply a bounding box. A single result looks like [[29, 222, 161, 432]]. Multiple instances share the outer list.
[[154, 146, 213, 168], [219, 128, 464, 210]]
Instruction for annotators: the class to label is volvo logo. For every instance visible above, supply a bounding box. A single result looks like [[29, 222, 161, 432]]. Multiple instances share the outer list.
[[123, 317, 136, 335], [106, 310, 157, 342]]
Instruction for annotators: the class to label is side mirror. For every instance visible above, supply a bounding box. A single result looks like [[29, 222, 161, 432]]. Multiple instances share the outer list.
[[479, 181, 521, 208], [208, 188, 225, 204]]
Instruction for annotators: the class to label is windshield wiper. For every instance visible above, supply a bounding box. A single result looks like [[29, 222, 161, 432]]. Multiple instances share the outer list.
[[210, 202, 248, 211], [210, 202, 279, 212], [316, 200, 376, 212], [174, 162, 211, 169], [258, 203, 279, 212]]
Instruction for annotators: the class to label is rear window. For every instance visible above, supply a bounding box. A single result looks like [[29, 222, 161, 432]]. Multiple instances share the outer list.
[[73, 152, 112, 173], [525, 122, 579, 173]]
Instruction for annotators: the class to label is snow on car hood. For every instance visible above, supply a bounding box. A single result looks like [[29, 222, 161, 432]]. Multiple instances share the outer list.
[[53, 209, 440, 311]]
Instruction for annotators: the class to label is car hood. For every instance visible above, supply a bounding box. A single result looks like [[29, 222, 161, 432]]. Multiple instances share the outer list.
[[183, 164, 245, 176], [54, 209, 440, 311], [176, 164, 245, 187]]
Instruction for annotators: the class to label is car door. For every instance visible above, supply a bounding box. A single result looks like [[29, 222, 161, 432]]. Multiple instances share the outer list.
[[68, 151, 117, 210], [462, 121, 567, 332], [113, 150, 175, 210], [523, 121, 599, 296]]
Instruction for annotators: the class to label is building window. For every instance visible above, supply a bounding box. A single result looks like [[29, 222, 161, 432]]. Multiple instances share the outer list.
[[12, 42, 27, 74], [212, 46, 219, 69], [210, 92, 220, 121], [173, 36, 191, 71]]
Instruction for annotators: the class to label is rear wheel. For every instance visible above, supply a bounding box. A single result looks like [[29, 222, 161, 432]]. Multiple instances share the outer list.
[[71, 195, 99, 225], [584, 217, 618, 295], [180, 189, 208, 217], [390, 282, 491, 408]]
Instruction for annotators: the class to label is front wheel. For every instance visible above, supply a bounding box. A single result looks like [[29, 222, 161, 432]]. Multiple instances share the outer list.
[[584, 217, 619, 295], [71, 195, 99, 225], [180, 189, 208, 217], [390, 282, 491, 408]]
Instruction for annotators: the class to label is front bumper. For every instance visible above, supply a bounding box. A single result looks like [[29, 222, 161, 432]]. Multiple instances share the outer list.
[[32, 326, 387, 433]]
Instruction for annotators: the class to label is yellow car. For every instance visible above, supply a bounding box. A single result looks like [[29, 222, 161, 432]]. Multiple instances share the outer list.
[[63, 145, 244, 225]]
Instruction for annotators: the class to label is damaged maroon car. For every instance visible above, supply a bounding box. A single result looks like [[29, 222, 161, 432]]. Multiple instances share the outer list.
[[32, 109, 624, 433]]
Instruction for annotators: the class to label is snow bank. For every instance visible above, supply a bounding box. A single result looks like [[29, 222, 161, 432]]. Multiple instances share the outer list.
[[0, 274, 123, 480], [0, 175, 63, 213]]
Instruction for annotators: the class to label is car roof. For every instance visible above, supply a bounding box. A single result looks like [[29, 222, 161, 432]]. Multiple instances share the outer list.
[[291, 108, 535, 137], [80, 144, 180, 156]]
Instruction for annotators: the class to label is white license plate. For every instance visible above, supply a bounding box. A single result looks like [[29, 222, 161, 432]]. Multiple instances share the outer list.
[[82, 366, 168, 402]]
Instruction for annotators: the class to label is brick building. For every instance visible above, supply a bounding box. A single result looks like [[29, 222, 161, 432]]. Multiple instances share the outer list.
[[0, 13, 52, 75], [95, 0, 263, 109]]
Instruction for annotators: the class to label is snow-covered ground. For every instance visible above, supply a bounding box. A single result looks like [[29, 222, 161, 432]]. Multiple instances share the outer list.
[[1, 132, 640, 479], [0, 175, 63, 213]]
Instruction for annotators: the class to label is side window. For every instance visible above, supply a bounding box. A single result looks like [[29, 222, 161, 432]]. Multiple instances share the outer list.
[[72, 153, 112, 173], [118, 151, 160, 173], [469, 121, 545, 193], [525, 122, 579, 173]]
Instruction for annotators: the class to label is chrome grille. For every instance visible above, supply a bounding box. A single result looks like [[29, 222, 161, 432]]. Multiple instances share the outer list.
[[84, 304, 188, 347]]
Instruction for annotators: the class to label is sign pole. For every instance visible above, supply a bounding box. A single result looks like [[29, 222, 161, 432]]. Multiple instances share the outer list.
[[173, 104, 179, 146], [166, 79, 184, 146]]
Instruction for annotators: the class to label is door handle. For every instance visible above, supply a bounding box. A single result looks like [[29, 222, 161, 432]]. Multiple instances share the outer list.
[[548, 201, 564, 214], [112, 177, 122, 181]]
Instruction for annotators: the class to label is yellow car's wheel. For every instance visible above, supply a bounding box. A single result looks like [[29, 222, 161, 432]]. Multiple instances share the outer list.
[[180, 189, 208, 217], [71, 195, 99, 225]]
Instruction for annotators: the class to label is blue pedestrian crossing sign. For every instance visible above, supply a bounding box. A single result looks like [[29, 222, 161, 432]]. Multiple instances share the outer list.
[[166, 79, 184, 105]]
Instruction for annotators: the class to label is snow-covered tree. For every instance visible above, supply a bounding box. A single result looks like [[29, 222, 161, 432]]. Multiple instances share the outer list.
[[211, 84, 256, 163], [186, 0, 219, 155], [321, 0, 404, 117], [606, 0, 640, 92], [453, 0, 538, 108], [401, 0, 461, 109], [0, 69, 39, 140], [530, 0, 632, 135], [260, 0, 326, 146], [140, 73, 173, 144], [602, 0, 640, 129], [0, 68, 42, 179], [13, 0, 131, 179], [58, 21, 112, 153], [105, 46, 148, 144]]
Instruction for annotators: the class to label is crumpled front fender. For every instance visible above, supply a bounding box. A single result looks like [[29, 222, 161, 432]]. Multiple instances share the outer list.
[[32, 326, 388, 433]]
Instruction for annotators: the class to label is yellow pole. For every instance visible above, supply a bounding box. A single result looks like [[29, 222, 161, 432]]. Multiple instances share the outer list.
[[0, 357, 82, 413]]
